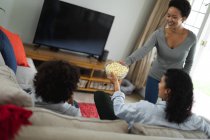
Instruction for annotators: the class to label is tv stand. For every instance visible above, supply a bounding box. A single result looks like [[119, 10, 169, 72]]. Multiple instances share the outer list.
[[33, 44, 41, 50], [87, 54, 98, 60], [50, 47, 59, 52], [24, 44, 114, 94]]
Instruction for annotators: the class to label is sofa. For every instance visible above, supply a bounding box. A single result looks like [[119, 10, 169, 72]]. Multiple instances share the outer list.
[[0, 55, 209, 140], [12, 106, 208, 140]]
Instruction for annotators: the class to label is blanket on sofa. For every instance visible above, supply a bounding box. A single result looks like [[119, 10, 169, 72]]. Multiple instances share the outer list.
[[78, 103, 99, 118], [0, 104, 32, 140]]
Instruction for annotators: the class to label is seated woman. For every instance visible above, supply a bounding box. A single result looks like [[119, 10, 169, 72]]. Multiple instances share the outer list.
[[94, 69, 210, 136], [34, 60, 81, 117]]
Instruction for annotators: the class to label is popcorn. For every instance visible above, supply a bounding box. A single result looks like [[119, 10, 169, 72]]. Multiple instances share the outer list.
[[105, 62, 129, 79]]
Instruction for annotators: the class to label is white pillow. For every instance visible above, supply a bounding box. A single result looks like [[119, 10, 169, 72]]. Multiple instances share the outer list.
[[16, 58, 37, 90], [0, 65, 33, 107]]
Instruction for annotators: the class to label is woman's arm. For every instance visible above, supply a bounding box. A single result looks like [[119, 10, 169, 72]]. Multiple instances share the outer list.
[[110, 73, 143, 125], [183, 38, 197, 73], [111, 91, 144, 126], [124, 30, 158, 66], [191, 115, 210, 138]]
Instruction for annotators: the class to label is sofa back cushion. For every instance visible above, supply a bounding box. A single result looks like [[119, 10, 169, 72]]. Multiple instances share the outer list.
[[0, 65, 33, 107], [130, 123, 208, 139], [28, 107, 128, 133], [17, 126, 182, 140]]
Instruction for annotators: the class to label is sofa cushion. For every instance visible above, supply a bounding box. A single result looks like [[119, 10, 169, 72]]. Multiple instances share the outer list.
[[0, 65, 33, 107], [28, 107, 128, 133], [16, 126, 179, 140], [130, 123, 208, 139], [0, 26, 29, 67]]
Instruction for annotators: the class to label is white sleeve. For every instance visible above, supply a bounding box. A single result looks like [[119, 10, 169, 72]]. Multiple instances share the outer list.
[[111, 91, 145, 126], [125, 30, 158, 65], [189, 115, 210, 138], [64, 103, 82, 117], [197, 117, 210, 138]]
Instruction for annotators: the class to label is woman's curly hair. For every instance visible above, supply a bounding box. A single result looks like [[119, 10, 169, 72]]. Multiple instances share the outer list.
[[169, 0, 191, 18], [164, 69, 193, 124], [34, 60, 80, 103]]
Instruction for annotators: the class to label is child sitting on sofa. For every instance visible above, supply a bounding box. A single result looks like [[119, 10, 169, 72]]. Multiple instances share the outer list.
[[34, 60, 81, 117], [94, 69, 210, 137]]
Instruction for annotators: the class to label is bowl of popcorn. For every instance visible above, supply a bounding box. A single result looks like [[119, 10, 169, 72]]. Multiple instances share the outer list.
[[105, 62, 129, 79]]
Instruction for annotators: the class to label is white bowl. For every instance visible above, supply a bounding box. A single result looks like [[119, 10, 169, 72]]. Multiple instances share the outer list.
[[105, 62, 129, 79]]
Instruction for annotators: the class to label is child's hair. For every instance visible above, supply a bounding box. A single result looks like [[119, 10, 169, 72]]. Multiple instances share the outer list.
[[168, 0, 191, 18], [34, 60, 80, 103], [164, 69, 193, 124]]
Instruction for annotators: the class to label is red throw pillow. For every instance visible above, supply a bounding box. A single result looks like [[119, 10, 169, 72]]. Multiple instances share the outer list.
[[0, 26, 29, 67]]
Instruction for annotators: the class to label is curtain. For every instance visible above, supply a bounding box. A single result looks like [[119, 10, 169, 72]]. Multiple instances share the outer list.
[[127, 0, 170, 88]]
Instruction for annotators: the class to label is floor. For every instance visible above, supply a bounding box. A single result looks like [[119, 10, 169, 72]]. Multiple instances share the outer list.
[[74, 91, 143, 104]]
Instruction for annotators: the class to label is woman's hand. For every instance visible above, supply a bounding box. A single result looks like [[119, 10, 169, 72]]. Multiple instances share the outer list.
[[118, 60, 126, 66], [67, 95, 74, 105], [110, 72, 122, 92]]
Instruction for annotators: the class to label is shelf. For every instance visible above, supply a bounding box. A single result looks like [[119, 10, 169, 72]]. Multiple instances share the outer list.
[[80, 76, 111, 83], [77, 87, 113, 94], [89, 77, 111, 82], [80, 76, 90, 80], [77, 79, 88, 88], [89, 81, 114, 90]]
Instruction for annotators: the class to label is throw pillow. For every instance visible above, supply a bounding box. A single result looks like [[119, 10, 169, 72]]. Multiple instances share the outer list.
[[130, 123, 208, 139], [0, 26, 29, 67], [0, 104, 32, 140], [78, 102, 99, 118], [0, 65, 33, 107], [0, 30, 17, 72]]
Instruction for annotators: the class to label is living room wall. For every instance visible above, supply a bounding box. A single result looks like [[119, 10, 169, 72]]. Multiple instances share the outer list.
[[0, 0, 155, 60]]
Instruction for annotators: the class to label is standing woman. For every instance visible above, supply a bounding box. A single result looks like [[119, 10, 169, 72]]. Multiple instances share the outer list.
[[123, 0, 197, 104]]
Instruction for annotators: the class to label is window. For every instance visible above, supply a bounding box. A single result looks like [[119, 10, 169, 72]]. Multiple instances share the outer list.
[[185, 0, 210, 119], [184, 0, 209, 37]]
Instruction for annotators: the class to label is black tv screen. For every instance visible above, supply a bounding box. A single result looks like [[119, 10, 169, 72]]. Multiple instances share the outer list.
[[33, 0, 114, 56]]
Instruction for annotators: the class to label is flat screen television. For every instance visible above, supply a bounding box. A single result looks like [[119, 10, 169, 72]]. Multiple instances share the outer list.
[[33, 0, 114, 57]]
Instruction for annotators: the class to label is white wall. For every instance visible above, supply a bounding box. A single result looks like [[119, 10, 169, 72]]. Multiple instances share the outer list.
[[0, 0, 155, 60]]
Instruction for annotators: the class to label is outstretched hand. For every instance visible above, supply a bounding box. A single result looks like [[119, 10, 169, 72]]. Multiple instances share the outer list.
[[118, 60, 126, 66]]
